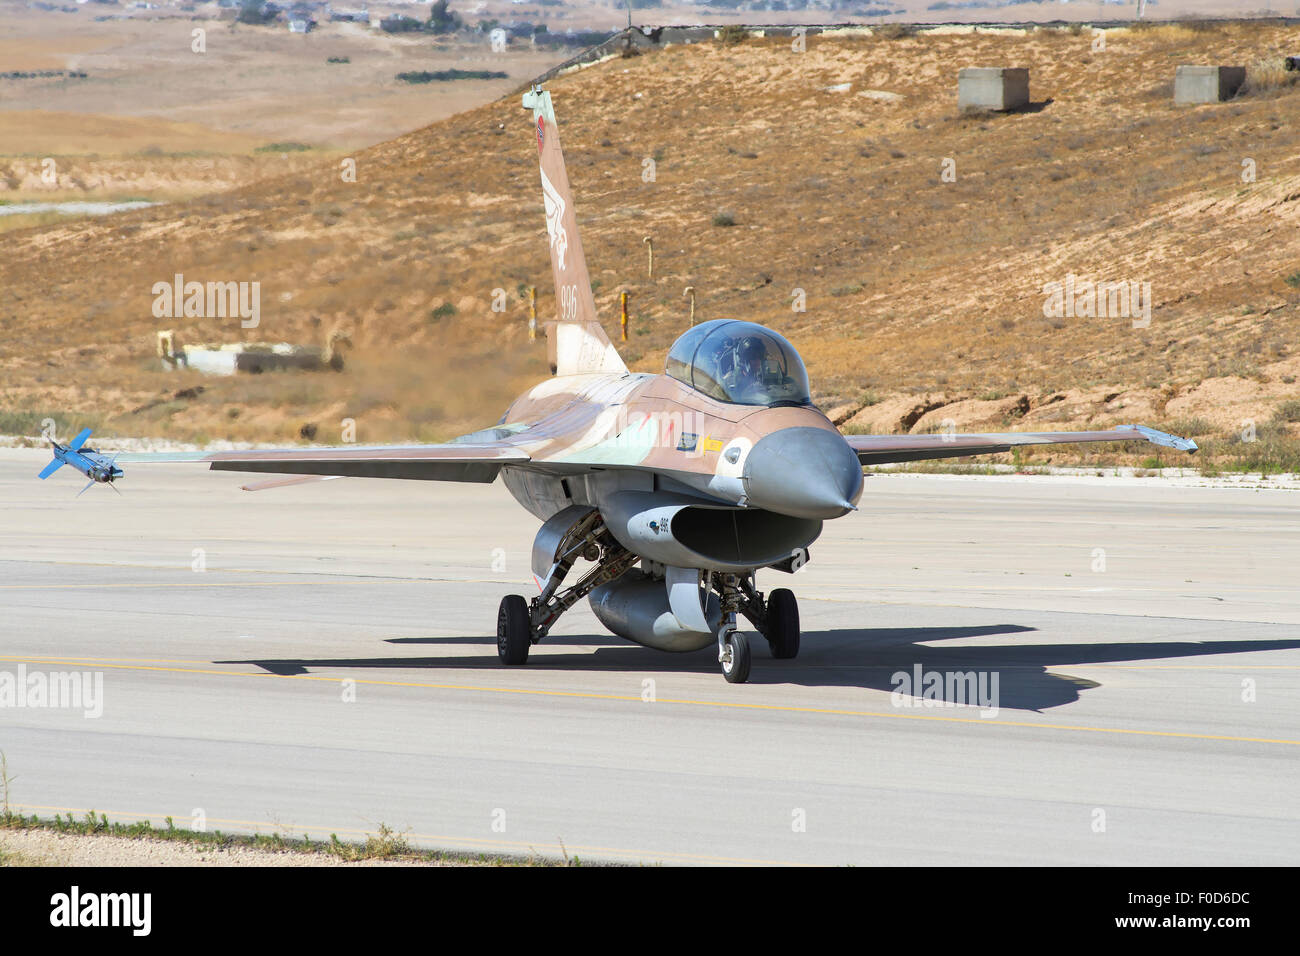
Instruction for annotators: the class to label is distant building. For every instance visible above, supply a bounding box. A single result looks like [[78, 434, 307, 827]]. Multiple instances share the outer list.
[[379, 14, 422, 32], [288, 17, 315, 31]]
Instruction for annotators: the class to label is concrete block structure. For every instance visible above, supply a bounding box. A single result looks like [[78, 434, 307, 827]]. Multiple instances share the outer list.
[[157, 329, 350, 375], [957, 67, 1030, 111], [1174, 65, 1246, 104]]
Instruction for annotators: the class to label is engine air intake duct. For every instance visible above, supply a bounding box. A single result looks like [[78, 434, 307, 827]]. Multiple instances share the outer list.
[[601, 491, 821, 573]]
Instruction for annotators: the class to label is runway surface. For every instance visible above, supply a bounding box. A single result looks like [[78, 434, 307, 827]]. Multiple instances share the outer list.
[[2, 447, 1299, 865]]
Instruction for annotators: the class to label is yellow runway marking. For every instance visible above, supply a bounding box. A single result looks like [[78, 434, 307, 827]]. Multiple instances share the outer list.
[[806, 582, 1294, 590], [4, 655, 1298, 747], [0, 577, 515, 589], [1093, 664, 1300, 670], [15, 654, 1300, 671], [7, 803, 802, 866], [0, 582, 284, 590]]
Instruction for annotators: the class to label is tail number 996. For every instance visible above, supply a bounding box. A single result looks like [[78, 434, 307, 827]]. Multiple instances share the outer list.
[[560, 283, 580, 321]]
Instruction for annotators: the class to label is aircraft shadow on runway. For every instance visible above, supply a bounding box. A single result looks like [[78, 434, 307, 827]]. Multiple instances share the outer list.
[[220, 625, 1300, 712]]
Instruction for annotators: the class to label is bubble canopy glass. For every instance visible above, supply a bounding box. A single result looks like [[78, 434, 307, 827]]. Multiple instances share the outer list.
[[664, 320, 812, 407]]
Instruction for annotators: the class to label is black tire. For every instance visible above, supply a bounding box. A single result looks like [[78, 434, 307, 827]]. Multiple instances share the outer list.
[[765, 588, 800, 660], [497, 594, 531, 665], [721, 631, 751, 684]]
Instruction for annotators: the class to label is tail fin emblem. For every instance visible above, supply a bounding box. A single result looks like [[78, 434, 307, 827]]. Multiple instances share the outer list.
[[540, 168, 569, 273]]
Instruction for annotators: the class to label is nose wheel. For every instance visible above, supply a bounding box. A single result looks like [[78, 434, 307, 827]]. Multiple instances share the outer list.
[[719, 626, 751, 684]]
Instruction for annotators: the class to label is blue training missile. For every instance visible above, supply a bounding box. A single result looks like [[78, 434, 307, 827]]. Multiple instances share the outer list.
[[39, 428, 124, 496]]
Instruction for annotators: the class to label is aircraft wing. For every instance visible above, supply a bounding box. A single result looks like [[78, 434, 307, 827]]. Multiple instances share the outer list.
[[845, 424, 1196, 466], [116, 442, 531, 483]]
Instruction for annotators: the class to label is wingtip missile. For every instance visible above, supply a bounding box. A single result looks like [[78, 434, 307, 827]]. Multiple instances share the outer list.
[[1122, 424, 1199, 454]]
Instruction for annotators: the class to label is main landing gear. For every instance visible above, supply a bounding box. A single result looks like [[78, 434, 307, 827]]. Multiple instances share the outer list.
[[495, 507, 802, 684], [712, 573, 801, 684], [496, 509, 639, 666]]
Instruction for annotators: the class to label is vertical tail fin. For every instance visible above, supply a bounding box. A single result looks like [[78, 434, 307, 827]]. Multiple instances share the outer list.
[[522, 86, 627, 377]]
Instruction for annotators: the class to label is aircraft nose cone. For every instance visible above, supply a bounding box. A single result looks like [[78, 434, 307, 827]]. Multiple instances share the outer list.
[[743, 427, 864, 519]]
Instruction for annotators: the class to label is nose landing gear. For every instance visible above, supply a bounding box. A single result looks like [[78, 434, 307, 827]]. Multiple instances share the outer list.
[[712, 573, 801, 683]]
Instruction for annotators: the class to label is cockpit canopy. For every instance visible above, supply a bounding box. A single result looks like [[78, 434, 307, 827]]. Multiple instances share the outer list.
[[665, 320, 812, 407]]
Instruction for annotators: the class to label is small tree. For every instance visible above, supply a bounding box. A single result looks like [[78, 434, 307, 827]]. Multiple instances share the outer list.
[[427, 0, 461, 34], [237, 0, 275, 24]]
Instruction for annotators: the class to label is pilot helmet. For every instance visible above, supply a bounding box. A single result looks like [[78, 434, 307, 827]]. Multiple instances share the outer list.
[[736, 336, 766, 370]]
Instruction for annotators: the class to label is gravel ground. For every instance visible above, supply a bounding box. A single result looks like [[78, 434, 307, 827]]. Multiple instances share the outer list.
[[0, 829, 468, 867]]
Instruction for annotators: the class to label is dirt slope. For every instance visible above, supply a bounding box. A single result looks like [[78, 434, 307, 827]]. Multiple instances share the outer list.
[[1, 21, 1298, 459]]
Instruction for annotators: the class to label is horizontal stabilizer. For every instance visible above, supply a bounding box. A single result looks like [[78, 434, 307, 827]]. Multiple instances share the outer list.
[[544, 320, 628, 377]]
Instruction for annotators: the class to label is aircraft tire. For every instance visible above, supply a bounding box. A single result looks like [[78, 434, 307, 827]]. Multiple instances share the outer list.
[[497, 594, 531, 665], [721, 631, 751, 684], [765, 588, 800, 660]]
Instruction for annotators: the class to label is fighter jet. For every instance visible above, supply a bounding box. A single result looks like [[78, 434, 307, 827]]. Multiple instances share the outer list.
[[39, 428, 123, 496], [110, 85, 1197, 682]]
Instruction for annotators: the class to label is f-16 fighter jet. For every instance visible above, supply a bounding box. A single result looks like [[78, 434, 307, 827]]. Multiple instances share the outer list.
[[107, 86, 1196, 682]]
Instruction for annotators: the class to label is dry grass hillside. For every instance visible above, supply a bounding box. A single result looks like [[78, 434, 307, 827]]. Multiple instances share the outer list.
[[2, 21, 1300, 470]]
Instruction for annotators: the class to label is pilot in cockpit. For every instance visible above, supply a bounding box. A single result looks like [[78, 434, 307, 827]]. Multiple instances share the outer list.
[[718, 335, 769, 398], [665, 319, 812, 408]]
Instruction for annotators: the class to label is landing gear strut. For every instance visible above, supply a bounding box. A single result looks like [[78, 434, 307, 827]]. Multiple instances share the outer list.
[[496, 510, 639, 665], [709, 573, 801, 683], [498, 505, 804, 684]]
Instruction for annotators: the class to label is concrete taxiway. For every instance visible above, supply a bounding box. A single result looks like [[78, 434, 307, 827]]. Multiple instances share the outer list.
[[2, 447, 1298, 865]]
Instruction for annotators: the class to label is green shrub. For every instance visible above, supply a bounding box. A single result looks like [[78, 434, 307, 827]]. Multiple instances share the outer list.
[[397, 70, 507, 84], [255, 142, 313, 153], [1163, 416, 1214, 436], [718, 24, 747, 46], [1274, 399, 1300, 423], [875, 23, 911, 40]]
